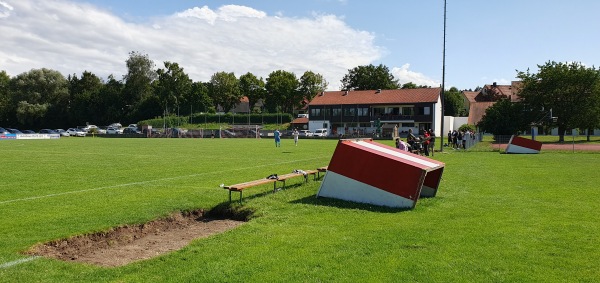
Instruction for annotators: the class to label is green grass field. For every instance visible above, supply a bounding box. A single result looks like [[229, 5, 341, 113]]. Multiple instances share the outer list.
[[1, 137, 599, 282]]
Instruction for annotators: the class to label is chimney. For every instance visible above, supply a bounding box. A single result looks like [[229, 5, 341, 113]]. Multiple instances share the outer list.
[[493, 82, 497, 87], [343, 91, 348, 96], [376, 89, 381, 94], [320, 91, 325, 96]]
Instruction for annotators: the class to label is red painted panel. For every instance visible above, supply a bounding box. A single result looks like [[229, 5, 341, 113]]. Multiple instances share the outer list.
[[328, 141, 426, 200], [511, 136, 542, 151]]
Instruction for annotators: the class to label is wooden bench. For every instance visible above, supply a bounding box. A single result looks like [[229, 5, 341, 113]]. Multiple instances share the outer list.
[[276, 172, 309, 188], [224, 172, 309, 204], [317, 166, 328, 178], [304, 170, 318, 181], [224, 178, 277, 204]]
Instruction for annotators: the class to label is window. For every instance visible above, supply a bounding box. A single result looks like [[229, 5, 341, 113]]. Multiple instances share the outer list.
[[343, 107, 355, 116], [402, 107, 414, 116], [424, 107, 430, 115], [323, 108, 331, 117], [358, 108, 369, 116], [310, 108, 321, 117], [402, 123, 415, 127], [332, 107, 341, 116]]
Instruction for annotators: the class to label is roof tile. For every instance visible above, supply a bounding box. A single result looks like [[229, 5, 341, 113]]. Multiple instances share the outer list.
[[309, 88, 441, 105]]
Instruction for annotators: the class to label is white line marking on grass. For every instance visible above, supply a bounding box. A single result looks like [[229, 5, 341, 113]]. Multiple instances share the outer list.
[[0, 157, 327, 205], [0, 256, 39, 269]]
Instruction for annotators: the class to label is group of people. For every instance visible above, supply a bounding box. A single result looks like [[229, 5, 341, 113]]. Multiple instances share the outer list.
[[274, 128, 300, 147], [396, 128, 436, 156], [447, 130, 476, 150]]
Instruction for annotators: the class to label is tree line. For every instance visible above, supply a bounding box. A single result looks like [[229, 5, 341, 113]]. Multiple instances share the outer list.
[[0, 51, 468, 130], [0, 51, 330, 130], [478, 61, 600, 141]]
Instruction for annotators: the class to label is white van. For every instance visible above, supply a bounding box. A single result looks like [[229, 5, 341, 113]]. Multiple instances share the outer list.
[[314, 128, 328, 137]]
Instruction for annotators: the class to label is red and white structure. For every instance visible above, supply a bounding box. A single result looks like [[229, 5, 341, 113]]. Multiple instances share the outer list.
[[505, 135, 542, 154], [317, 139, 445, 209]]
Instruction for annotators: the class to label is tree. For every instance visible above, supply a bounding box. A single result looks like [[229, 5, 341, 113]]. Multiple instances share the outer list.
[[96, 75, 124, 125], [265, 70, 299, 114], [298, 71, 328, 106], [580, 82, 600, 140], [209, 72, 241, 113], [477, 98, 531, 136], [444, 87, 465, 117], [0, 70, 11, 125], [239, 72, 267, 113], [517, 61, 600, 142], [401, 82, 418, 89], [186, 82, 212, 116], [122, 51, 157, 121], [154, 61, 192, 118], [340, 64, 400, 91], [68, 71, 104, 126], [9, 68, 69, 129]]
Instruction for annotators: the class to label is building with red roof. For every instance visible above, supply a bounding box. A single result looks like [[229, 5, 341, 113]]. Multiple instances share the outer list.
[[307, 88, 442, 138]]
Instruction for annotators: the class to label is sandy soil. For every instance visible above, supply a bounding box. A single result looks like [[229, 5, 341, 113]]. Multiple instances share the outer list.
[[27, 210, 244, 267]]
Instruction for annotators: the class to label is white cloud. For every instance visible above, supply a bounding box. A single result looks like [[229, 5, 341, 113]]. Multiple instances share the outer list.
[[392, 64, 440, 87], [0, 1, 13, 18], [0, 0, 384, 90]]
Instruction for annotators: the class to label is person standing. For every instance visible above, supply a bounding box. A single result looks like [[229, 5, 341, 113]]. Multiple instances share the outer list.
[[292, 128, 299, 146], [274, 129, 281, 147], [428, 129, 436, 156], [423, 129, 431, 156]]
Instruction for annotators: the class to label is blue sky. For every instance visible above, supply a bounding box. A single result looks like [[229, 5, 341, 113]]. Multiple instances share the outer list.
[[1, 0, 599, 90]]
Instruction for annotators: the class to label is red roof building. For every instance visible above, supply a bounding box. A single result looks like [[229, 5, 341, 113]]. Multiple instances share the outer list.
[[463, 82, 522, 126], [307, 88, 442, 138]]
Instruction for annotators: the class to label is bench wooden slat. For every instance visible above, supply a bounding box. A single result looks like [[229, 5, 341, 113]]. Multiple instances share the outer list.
[[225, 178, 276, 191], [224, 170, 318, 204]]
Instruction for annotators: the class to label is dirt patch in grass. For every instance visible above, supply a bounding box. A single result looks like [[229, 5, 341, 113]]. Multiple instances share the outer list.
[[26, 209, 244, 267]]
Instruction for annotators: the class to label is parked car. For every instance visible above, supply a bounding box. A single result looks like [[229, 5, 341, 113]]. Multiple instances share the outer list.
[[106, 127, 123, 134], [7, 128, 23, 134], [67, 128, 86, 137], [0, 127, 8, 134], [300, 130, 313, 137], [122, 127, 140, 134], [55, 129, 70, 137], [96, 127, 107, 134], [22, 130, 36, 134], [83, 125, 98, 132], [127, 124, 138, 130], [314, 128, 329, 137], [109, 123, 122, 128], [39, 129, 59, 134]]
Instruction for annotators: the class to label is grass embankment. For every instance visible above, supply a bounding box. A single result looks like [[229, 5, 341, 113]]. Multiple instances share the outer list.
[[0, 137, 599, 282]]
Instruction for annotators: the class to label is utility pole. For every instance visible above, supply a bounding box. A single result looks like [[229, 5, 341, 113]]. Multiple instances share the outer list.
[[440, 0, 447, 153]]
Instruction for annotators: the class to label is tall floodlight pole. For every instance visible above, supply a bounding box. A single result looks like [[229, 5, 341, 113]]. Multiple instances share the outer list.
[[440, 0, 447, 152]]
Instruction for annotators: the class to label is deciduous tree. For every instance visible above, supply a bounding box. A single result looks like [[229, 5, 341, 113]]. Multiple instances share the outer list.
[[444, 87, 465, 117], [340, 64, 399, 91], [477, 98, 530, 136], [209, 72, 241, 113], [517, 61, 600, 142], [239, 72, 266, 113], [265, 70, 299, 114], [298, 71, 328, 106], [9, 68, 69, 128]]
